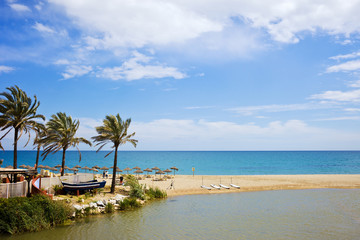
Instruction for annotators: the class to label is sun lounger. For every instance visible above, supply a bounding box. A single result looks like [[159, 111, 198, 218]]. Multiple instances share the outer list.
[[219, 184, 230, 189], [210, 184, 221, 189], [230, 183, 240, 189], [201, 185, 211, 190]]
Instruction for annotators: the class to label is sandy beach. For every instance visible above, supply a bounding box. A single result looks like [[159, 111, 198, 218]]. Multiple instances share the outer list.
[[97, 174, 360, 197]]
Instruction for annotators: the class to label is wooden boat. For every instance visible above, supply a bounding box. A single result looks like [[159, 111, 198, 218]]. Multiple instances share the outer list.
[[62, 180, 106, 191], [201, 185, 212, 190], [219, 184, 230, 189], [210, 184, 221, 189], [230, 183, 240, 189]]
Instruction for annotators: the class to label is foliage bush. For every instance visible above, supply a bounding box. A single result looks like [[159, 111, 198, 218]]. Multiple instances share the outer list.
[[0, 195, 72, 235], [145, 187, 167, 199], [125, 175, 145, 200], [118, 198, 140, 210], [105, 203, 115, 213]]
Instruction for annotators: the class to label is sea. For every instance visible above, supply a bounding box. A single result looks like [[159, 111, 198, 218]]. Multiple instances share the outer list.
[[1, 150, 360, 175]]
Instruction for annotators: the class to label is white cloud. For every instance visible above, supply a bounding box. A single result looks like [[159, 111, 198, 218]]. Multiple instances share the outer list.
[[50, 0, 222, 49], [227, 103, 330, 116], [185, 106, 215, 110], [329, 51, 360, 61], [310, 89, 360, 102], [128, 118, 360, 150], [61, 65, 92, 80], [33, 22, 55, 34], [9, 3, 31, 12], [344, 108, 360, 112], [97, 51, 186, 81], [326, 59, 360, 73], [314, 116, 360, 121], [49, 0, 360, 51], [0, 65, 14, 74]]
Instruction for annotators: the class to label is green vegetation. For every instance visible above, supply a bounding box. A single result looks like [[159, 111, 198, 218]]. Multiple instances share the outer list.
[[146, 187, 167, 199], [125, 175, 145, 200], [105, 203, 115, 213], [92, 114, 138, 193], [0, 85, 45, 181], [40, 112, 92, 176], [119, 198, 141, 210], [0, 195, 71, 235]]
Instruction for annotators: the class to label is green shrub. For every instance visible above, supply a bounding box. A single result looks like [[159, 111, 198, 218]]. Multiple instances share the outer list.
[[105, 203, 115, 213], [52, 185, 63, 195], [125, 175, 145, 200], [146, 187, 167, 199], [118, 198, 140, 210], [0, 195, 71, 235]]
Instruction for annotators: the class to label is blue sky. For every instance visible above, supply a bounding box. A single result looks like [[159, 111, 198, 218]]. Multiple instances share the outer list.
[[1, 0, 360, 150]]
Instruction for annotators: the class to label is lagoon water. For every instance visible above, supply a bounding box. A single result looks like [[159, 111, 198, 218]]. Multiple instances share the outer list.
[[4, 189, 360, 240], [1, 151, 360, 175]]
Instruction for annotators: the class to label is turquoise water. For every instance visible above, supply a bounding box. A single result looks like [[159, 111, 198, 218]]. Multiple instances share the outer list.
[[1, 151, 360, 175], [3, 189, 360, 240]]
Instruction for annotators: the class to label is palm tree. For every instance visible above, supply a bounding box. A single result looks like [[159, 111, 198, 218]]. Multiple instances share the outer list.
[[0, 85, 45, 181], [92, 114, 138, 193], [33, 123, 46, 171], [41, 112, 92, 176]]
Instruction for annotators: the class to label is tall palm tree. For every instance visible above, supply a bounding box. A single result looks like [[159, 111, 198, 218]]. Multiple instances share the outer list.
[[33, 123, 46, 171], [41, 112, 92, 176], [92, 114, 138, 193], [0, 85, 45, 181]]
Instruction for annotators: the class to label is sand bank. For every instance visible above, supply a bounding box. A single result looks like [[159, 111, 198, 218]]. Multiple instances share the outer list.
[[129, 174, 360, 197]]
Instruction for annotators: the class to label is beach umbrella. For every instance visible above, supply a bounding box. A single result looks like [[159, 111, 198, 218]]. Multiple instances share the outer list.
[[82, 166, 91, 172], [143, 168, 152, 177], [37, 164, 45, 169], [116, 167, 123, 172], [170, 166, 179, 176], [74, 165, 82, 169], [5, 165, 13, 169], [25, 165, 32, 169], [164, 169, 172, 175], [44, 165, 51, 170], [134, 170, 143, 176], [156, 170, 165, 179], [19, 164, 27, 168], [51, 167, 58, 171], [100, 166, 109, 170], [69, 167, 78, 174], [152, 167, 160, 176], [92, 165, 100, 169], [123, 167, 132, 174], [133, 166, 141, 170], [54, 164, 62, 168], [91, 167, 98, 173]]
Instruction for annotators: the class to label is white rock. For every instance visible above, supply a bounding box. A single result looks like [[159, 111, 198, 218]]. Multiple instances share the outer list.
[[115, 194, 126, 201], [89, 202, 97, 208], [96, 200, 105, 207], [109, 199, 116, 205], [73, 204, 82, 211], [82, 204, 89, 209]]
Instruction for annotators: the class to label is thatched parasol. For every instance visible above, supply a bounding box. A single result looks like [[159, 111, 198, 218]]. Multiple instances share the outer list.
[[123, 167, 132, 174], [19, 164, 27, 168], [74, 165, 82, 168], [5, 165, 13, 169], [134, 169, 143, 176], [100, 166, 109, 170], [133, 166, 141, 170], [164, 169, 172, 175], [143, 168, 152, 177], [156, 170, 165, 178], [91, 167, 99, 173], [92, 165, 100, 169], [37, 164, 45, 169], [54, 164, 61, 168], [170, 166, 179, 176], [82, 166, 91, 172], [152, 167, 160, 176]]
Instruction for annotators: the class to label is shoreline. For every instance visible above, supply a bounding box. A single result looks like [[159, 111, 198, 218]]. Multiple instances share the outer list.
[[130, 174, 360, 197]]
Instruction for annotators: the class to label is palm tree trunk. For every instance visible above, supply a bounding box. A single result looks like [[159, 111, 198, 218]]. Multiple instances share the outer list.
[[111, 145, 118, 193], [13, 127, 19, 183], [61, 148, 66, 176], [35, 145, 40, 170]]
